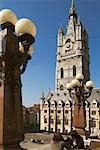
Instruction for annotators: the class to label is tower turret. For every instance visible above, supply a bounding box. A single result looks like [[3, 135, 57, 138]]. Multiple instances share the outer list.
[[57, 24, 64, 47], [40, 88, 45, 110]]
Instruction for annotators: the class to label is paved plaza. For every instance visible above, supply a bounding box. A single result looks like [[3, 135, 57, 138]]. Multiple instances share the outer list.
[[20, 133, 53, 149], [20, 141, 44, 150], [20, 133, 100, 150]]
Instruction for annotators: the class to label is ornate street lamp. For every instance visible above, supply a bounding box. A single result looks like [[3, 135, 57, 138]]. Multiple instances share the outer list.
[[0, 9, 36, 149], [66, 73, 94, 136]]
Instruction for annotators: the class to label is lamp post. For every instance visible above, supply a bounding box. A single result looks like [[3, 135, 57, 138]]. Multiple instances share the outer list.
[[66, 73, 94, 136], [0, 9, 36, 149]]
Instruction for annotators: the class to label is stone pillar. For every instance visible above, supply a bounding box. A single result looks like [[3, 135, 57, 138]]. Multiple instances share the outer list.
[[0, 30, 24, 149], [0, 74, 24, 149], [0, 86, 4, 148], [73, 95, 86, 136]]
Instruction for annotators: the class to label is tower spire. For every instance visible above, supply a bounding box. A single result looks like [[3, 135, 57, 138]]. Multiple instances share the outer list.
[[40, 88, 45, 100], [58, 23, 64, 34], [71, 0, 75, 8], [69, 0, 77, 18]]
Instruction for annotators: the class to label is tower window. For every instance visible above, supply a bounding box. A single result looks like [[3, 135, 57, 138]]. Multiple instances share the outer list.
[[73, 65, 76, 76], [61, 68, 64, 78]]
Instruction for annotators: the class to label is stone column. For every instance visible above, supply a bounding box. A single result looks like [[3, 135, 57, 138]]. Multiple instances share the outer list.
[[73, 94, 86, 135], [0, 30, 24, 149]]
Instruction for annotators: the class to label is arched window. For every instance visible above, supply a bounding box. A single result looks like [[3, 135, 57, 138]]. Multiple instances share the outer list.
[[73, 65, 76, 77], [61, 68, 64, 78]]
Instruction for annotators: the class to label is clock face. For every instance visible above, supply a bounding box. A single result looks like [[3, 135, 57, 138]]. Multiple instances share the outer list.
[[65, 41, 72, 50]]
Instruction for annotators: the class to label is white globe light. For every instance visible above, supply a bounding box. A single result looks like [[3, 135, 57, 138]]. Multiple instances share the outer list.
[[86, 80, 94, 89], [15, 18, 37, 37], [71, 79, 80, 88], [66, 83, 73, 90], [0, 9, 17, 26], [76, 73, 84, 80]]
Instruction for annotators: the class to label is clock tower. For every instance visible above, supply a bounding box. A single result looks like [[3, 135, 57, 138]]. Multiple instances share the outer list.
[[55, 0, 90, 91]]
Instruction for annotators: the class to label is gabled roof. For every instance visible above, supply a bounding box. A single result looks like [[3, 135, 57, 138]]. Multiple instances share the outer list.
[[44, 88, 100, 104], [45, 90, 71, 103], [87, 88, 100, 103], [28, 104, 40, 113]]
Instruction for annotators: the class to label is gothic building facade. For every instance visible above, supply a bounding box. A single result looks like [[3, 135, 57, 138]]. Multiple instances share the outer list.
[[40, 0, 100, 135]]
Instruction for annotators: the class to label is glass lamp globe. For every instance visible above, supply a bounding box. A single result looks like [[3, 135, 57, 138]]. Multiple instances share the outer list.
[[15, 18, 37, 37], [0, 9, 17, 26], [76, 73, 84, 80], [66, 83, 73, 90], [86, 80, 94, 89], [71, 79, 80, 88]]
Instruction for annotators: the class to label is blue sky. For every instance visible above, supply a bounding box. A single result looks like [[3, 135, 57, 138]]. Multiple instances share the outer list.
[[0, 0, 100, 107]]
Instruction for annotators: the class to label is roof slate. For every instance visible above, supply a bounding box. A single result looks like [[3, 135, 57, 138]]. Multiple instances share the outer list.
[[44, 88, 100, 104]]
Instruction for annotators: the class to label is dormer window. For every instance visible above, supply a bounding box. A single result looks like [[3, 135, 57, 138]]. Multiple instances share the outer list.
[[92, 103, 96, 108], [51, 100, 56, 107], [65, 110, 69, 114], [64, 93, 66, 96], [51, 93, 53, 96], [57, 93, 60, 96], [58, 110, 61, 113], [66, 103, 69, 107]]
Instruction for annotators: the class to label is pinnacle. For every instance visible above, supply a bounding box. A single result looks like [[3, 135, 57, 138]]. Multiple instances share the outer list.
[[69, 0, 77, 17]]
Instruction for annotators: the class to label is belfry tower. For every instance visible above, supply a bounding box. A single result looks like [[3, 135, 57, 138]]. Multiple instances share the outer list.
[[55, 0, 90, 91]]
